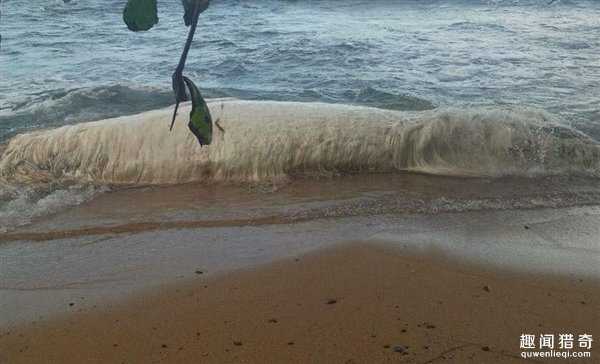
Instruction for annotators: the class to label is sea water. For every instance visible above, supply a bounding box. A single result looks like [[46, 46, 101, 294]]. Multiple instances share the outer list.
[[1, 0, 600, 229]]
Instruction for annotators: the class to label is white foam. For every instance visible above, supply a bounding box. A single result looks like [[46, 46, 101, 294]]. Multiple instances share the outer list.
[[0, 184, 103, 231], [1, 100, 599, 185]]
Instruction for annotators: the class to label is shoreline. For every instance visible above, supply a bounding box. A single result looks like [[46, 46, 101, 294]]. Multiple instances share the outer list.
[[5, 172, 600, 242], [1, 243, 598, 363], [3, 204, 600, 329]]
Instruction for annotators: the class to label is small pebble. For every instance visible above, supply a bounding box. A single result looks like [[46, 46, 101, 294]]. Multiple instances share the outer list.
[[393, 345, 407, 353], [326, 299, 337, 305], [482, 346, 490, 351], [483, 285, 490, 292], [233, 341, 243, 346]]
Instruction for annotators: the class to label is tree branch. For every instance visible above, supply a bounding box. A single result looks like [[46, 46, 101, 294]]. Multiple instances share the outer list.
[[170, 0, 206, 131]]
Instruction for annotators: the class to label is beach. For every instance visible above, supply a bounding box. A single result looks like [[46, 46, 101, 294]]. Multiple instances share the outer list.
[[1, 242, 598, 364], [1, 179, 599, 363], [1, 104, 599, 362], [3, 1, 600, 362]]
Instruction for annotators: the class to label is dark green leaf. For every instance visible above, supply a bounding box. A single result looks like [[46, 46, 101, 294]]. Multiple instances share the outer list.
[[181, 0, 210, 27], [123, 0, 158, 32], [183, 76, 213, 146]]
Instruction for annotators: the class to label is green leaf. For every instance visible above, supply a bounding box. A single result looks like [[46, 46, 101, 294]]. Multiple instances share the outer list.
[[123, 0, 158, 32], [183, 76, 213, 146], [181, 0, 210, 27]]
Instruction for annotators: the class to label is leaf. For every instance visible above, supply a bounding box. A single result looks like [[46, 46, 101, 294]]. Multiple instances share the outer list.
[[123, 0, 158, 32], [183, 76, 213, 146], [181, 0, 210, 27]]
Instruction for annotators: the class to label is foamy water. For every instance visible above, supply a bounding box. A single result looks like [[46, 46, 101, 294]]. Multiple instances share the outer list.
[[3, 0, 600, 140], [2, 0, 600, 229]]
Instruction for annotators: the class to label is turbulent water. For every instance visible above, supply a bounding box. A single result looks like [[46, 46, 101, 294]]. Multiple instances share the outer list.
[[2, 0, 600, 230]]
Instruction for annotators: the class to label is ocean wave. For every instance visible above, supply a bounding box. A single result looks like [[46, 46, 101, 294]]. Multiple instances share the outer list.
[[352, 87, 435, 111], [0, 85, 435, 143], [0, 85, 175, 142], [0, 183, 104, 232], [214, 59, 251, 78], [446, 21, 512, 33], [1, 100, 599, 187]]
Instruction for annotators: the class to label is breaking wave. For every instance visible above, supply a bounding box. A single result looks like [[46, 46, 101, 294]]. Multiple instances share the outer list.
[[0, 85, 435, 143], [0, 183, 104, 232], [0, 85, 176, 142], [1, 100, 599, 186]]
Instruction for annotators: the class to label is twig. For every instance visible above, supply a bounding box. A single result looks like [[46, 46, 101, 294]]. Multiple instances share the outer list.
[[419, 344, 472, 364]]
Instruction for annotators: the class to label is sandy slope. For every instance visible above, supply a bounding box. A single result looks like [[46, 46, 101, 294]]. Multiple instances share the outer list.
[[1, 243, 597, 363]]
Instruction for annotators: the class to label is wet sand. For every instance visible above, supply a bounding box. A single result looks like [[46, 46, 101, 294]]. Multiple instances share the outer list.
[[1, 243, 597, 364]]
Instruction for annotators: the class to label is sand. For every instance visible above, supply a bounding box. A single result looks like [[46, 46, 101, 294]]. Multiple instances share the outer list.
[[0, 243, 597, 363]]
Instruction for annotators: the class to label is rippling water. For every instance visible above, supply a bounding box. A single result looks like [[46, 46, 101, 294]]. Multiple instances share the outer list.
[[2, 0, 600, 230], [2, 0, 600, 141]]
